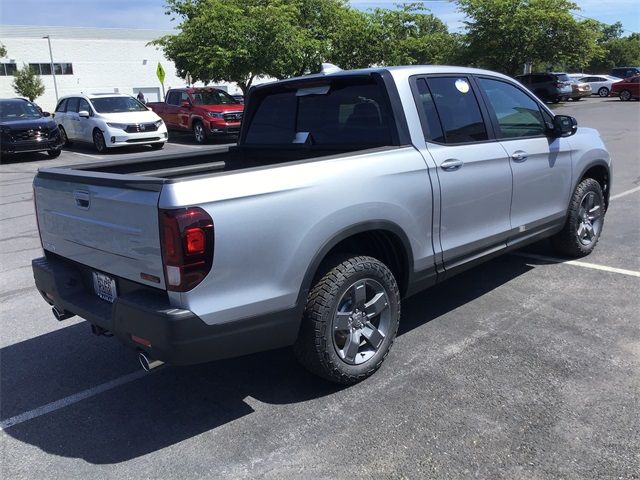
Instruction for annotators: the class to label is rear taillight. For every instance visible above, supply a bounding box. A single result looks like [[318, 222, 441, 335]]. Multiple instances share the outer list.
[[159, 207, 214, 292]]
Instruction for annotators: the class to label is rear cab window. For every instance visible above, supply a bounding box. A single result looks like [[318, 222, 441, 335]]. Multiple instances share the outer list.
[[244, 77, 395, 147]]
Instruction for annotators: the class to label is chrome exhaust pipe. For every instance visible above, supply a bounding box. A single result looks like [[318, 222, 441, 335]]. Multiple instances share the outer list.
[[52, 306, 74, 321], [138, 351, 164, 371]]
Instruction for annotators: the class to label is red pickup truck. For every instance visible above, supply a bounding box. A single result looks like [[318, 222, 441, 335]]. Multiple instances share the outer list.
[[148, 87, 244, 143]]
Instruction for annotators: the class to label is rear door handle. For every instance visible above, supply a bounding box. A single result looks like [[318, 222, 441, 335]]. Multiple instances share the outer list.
[[441, 158, 464, 171], [511, 151, 528, 162]]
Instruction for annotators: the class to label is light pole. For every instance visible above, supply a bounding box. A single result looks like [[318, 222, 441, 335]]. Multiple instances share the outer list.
[[43, 35, 59, 101]]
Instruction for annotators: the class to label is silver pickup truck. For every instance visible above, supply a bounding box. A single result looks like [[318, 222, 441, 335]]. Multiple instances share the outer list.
[[32, 66, 611, 384]]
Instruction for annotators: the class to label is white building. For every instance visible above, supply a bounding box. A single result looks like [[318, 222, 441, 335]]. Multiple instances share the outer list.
[[0, 25, 244, 111]]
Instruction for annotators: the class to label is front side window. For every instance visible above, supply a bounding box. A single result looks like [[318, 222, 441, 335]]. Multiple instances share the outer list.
[[477, 77, 546, 139], [423, 76, 488, 144], [55, 99, 67, 112], [78, 98, 92, 114], [192, 89, 239, 105], [90, 96, 147, 113], [180, 92, 190, 104]]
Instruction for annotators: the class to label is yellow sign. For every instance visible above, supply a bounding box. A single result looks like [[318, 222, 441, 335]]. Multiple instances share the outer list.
[[156, 63, 166, 84]]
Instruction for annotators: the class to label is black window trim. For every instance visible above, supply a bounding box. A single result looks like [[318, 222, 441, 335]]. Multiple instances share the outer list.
[[408, 73, 497, 147], [473, 74, 554, 142]]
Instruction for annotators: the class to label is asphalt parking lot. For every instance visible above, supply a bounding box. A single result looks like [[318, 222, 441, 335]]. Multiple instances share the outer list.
[[1, 97, 638, 479]]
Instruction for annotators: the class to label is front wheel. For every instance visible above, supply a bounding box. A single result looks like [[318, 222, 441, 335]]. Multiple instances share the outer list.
[[598, 87, 609, 97], [93, 129, 108, 153], [193, 121, 207, 144], [294, 256, 400, 385], [619, 90, 632, 101], [551, 178, 605, 257], [552, 97, 561, 104], [47, 149, 61, 158], [59, 126, 72, 146], [150, 142, 165, 150]]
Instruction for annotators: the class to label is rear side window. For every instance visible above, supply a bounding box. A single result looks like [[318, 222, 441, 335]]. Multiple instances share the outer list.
[[55, 99, 67, 112], [245, 79, 393, 146], [66, 97, 79, 113], [420, 76, 488, 144], [166, 91, 181, 105], [414, 78, 444, 143], [478, 78, 546, 139]]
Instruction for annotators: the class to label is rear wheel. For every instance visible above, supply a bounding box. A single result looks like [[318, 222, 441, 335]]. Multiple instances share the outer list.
[[598, 87, 609, 97], [552, 178, 605, 257], [193, 121, 207, 144], [619, 90, 632, 101], [294, 256, 400, 385], [552, 97, 561, 104], [93, 129, 108, 153]]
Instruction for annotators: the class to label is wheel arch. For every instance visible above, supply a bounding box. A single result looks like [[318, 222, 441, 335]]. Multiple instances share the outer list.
[[297, 221, 414, 310], [578, 161, 611, 210]]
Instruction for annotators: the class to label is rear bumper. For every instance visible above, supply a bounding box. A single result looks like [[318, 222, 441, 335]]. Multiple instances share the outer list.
[[32, 254, 300, 365]]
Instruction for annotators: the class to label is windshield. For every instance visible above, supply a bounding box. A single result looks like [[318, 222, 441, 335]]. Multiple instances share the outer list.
[[0, 100, 42, 120], [192, 90, 239, 106], [555, 74, 570, 82], [90, 96, 147, 113]]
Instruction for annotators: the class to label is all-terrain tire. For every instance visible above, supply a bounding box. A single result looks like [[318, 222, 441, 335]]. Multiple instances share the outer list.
[[551, 178, 605, 257], [294, 256, 401, 385]]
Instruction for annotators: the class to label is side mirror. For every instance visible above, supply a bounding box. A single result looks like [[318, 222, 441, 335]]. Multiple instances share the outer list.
[[181, 101, 191, 109], [78, 110, 90, 118], [551, 115, 577, 137], [42, 111, 51, 117]]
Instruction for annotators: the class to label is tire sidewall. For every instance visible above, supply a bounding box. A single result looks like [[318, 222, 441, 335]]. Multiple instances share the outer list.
[[93, 130, 106, 153], [565, 179, 605, 255], [316, 259, 400, 378]]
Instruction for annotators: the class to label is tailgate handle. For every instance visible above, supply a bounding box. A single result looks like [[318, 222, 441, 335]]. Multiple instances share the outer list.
[[74, 190, 90, 210]]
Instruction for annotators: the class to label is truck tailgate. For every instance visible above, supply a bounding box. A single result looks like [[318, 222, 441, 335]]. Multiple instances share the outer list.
[[34, 174, 166, 290]]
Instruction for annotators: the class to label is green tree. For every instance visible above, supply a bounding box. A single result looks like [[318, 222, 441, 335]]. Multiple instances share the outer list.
[[0, 43, 7, 57], [457, 0, 601, 75], [153, 0, 377, 93], [584, 20, 640, 73], [369, 3, 461, 66], [12, 64, 45, 101]]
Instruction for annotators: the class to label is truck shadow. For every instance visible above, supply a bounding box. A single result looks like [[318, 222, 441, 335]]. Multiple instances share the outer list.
[[1, 255, 533, 464]]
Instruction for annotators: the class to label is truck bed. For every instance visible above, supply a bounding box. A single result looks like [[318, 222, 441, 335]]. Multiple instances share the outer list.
[[37, 145, 395, 185]]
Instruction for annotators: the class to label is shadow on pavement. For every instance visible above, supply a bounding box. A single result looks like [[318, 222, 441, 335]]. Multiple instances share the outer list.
[[1, 255, 533, 464]]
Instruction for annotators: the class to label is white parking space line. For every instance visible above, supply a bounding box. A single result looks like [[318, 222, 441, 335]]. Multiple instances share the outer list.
[[168, 143, 207, 149], [67, 151, 101, 159], [610, 186, 640, 201], [0, 370, 151, 430], [512, 252, 640, 278]]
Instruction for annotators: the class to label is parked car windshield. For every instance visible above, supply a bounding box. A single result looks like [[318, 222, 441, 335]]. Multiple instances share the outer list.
[[90, 96, 147, 113], [0, 100, 42, 119], [555, 74, 570, 82], [192, 90, 239, 105]]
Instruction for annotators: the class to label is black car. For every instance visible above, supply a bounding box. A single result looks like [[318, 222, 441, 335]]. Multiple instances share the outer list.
[[610, 67, 640, 79], [0, 98, 63, 158], [514, 72, 573, 103]]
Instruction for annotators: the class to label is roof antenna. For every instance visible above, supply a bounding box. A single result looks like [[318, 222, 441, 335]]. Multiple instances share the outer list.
[[320, 63, 342, 75]]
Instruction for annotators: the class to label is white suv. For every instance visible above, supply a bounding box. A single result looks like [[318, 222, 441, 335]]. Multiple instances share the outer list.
[[54, 93, 168, 152]]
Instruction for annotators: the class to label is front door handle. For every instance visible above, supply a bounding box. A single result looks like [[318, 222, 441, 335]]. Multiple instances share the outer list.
[[441, 158, 464, 171], [511, 150, 528, 162]]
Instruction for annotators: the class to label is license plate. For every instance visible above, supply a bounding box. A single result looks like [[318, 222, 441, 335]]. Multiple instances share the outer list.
[[92, 271, 117, 303]]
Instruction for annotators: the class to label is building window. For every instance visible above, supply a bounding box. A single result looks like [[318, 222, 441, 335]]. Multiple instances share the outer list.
[[25, 63, 73, 75], [0, 63, 18, 76]]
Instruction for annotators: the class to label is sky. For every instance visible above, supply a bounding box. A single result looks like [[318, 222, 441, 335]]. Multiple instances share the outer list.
[[0, 0, 638, 35]]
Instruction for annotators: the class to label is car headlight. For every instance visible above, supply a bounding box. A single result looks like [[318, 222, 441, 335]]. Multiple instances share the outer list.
[[206, 112, 225, 118], [106, 122, 128, 130], [154, 119, 164, 128]]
